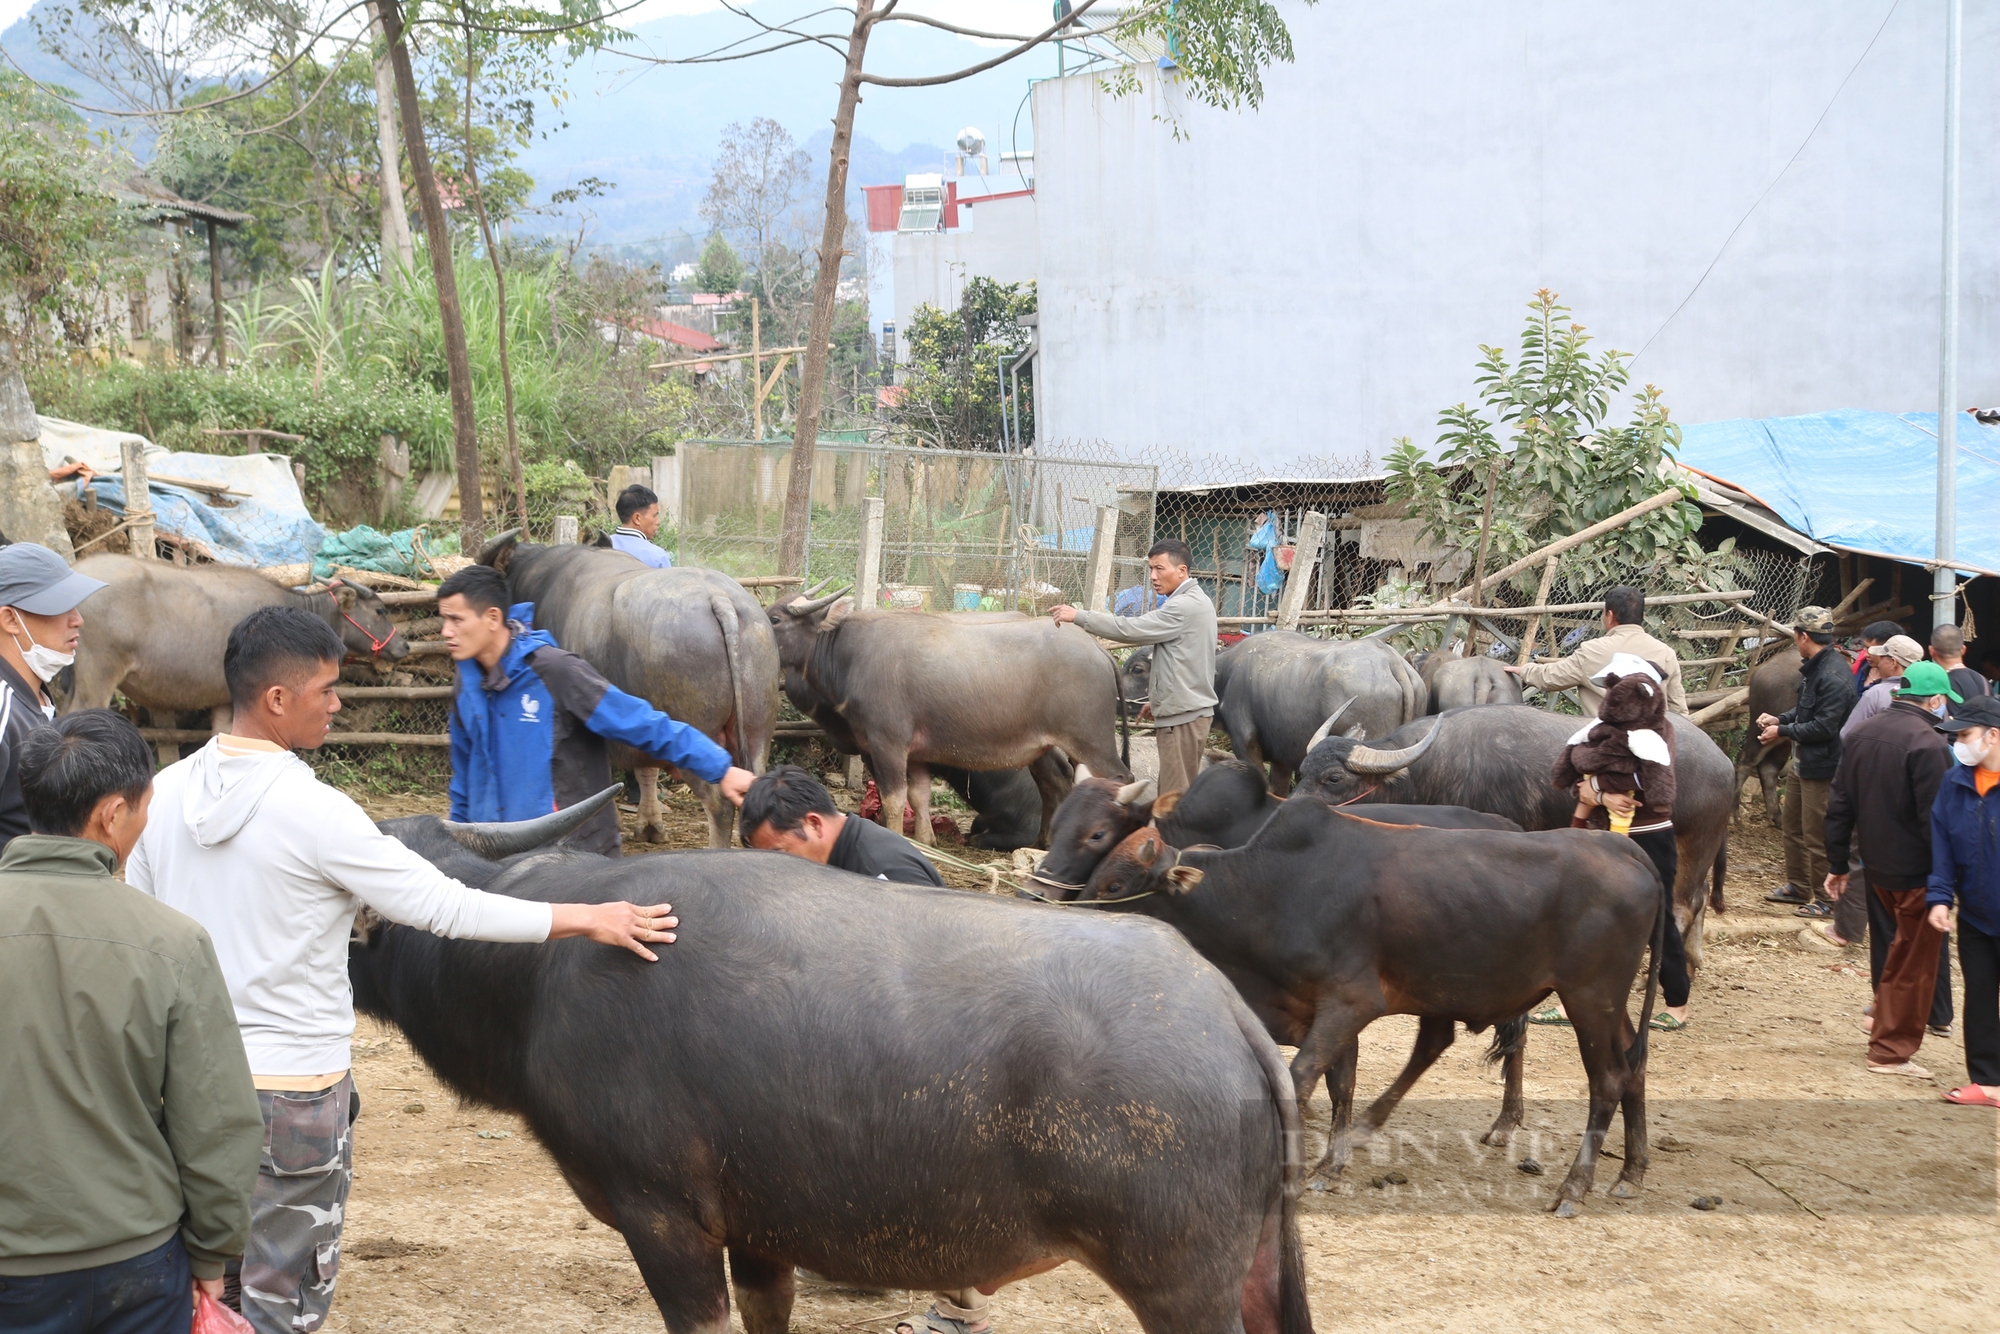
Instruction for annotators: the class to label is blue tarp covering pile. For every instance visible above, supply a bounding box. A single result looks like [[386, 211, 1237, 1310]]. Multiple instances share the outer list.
[[81, 452, 325, 568], [1678, 409, 2000, 575]]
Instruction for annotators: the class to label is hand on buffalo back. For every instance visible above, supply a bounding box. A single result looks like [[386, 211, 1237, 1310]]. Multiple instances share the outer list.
[[550, 901, 679, 962]]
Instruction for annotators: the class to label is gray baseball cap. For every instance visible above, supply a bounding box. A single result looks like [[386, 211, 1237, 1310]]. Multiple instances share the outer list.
[[0, 543, 107, 615]]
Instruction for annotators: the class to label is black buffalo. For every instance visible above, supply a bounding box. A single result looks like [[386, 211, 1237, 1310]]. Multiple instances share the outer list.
[[1119, 645, 1154, 717], [1293, 705, 1733, 969], [354, 815, 1314, 1333], [480, 535, 779, 848], [769, 591, 1127, 846], [1071, 800, 1666, 1217], [1214, 633, 1426, 794], [1735, 646, 1803, 827], [1410, 649, 1523, 712]]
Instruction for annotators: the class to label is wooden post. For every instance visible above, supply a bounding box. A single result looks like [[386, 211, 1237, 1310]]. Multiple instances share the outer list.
[[207, 221, 227, 371], [653, 453, 680, 527], [122, 440, 156, 560], [751, 297, 762, 440], [856, 496, 884, 610], [1441, 486, 1685, 605], [1084, 504, 1120, 612], [553, 515, 579, 545], [1516, 554, 1559, 666], [1274, 510, 1328, 631], [1706, 627, 1743, 690]]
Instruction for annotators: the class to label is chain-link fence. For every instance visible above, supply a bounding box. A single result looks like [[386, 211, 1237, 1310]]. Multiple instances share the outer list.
[[671, 439, 1158, 612]]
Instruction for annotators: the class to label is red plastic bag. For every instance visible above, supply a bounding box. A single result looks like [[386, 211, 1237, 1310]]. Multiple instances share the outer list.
[[193, 1289, 255, 1334]]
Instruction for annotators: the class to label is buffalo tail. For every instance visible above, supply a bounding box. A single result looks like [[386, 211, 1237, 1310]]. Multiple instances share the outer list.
[[1112, 650, 1130, 772], [1710, 839, 1728, 915], [1627, 860, 1668, 1072], [1228, 992, 1314, 1334], [709, 593, 750, 769], [1484, 1014, 1526, 1066]]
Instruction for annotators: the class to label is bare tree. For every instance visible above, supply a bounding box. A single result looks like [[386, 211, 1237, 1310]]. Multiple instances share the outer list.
[[700, 117, 813, 279], [610, 0, 1314, 575]]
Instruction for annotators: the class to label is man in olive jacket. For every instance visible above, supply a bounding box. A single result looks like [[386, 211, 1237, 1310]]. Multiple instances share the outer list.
[[0, 710, 262, 1331], [1757, 606, 1857, 909]]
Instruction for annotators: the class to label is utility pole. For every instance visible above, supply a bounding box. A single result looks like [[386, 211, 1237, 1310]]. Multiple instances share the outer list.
[[1935, 0, 1962, 631]]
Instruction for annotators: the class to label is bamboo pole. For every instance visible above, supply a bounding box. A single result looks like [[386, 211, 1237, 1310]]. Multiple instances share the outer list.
[[1516, 555, 1559, 667], [1439, 486, 1686, 606], [1687, 687, 1751, 727]]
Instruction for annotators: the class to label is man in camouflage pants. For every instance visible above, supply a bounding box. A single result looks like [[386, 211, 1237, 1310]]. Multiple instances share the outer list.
[[232, 1079, 357, 1331]]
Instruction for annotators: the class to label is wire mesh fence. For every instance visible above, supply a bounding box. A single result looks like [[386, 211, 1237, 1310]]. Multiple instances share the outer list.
[[671, 439, 1159, 612]]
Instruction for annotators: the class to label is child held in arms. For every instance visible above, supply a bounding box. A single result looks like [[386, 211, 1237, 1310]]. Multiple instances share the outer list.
[[1552, 653, 1677, 833]]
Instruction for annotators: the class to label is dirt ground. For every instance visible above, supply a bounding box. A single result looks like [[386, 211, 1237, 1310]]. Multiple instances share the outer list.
[[324, 782, 1999, 1334]]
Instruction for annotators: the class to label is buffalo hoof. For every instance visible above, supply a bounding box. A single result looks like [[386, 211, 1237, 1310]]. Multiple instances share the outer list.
[[1479, 1124, 1516, 1148], [1550, 1198, 1580, 1219], [1608, 1178, 1644, 1200], [641, 823, 666, 845]]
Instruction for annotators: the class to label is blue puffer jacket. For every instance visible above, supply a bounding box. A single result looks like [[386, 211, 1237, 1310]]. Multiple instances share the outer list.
[[1926, 761, 2000, 937], [449, 604, 732, 855]]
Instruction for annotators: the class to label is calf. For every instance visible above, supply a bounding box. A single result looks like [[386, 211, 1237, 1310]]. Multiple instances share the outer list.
[[1071, 802, 1666, 1217]]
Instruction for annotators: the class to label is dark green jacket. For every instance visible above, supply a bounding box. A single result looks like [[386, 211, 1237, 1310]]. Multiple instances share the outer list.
[[0, 835, 262, 1279]]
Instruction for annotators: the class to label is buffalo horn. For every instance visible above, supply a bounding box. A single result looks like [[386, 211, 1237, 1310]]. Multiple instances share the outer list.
[[783, 586, 853, 618], [475, 527, 523, 566], [1342, 715, 1444, 777], [1304, 697, 1357, 752], [1115, 778, 1156, 808], [440, 784, 622, 859]]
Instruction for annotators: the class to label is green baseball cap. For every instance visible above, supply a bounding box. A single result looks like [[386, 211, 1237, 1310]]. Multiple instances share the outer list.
[[1896, 660, 1964, 703]]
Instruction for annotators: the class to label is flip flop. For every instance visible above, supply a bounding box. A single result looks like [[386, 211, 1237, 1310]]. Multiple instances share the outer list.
[[1527, 1006, 1570, 1026], [1766, 885, 1812, 905], [1794, 901, 1833, 918], [923, 1312, 991, 1334], [1649, 1012, 1689, 1031], [1942, 1085, 2000, 1108]]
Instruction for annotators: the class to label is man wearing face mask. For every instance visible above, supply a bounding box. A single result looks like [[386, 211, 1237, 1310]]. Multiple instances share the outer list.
[[0, 543, 107, 852], [1927, 694, 2000, 1107], [1824, 661, 1958, 1078]]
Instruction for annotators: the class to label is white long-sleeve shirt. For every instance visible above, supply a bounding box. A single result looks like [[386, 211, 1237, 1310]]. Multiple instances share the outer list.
[[127, 737, 551, 1075]]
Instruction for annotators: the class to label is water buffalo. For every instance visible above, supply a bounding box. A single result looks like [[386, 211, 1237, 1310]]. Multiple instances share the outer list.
[[935, 759, 1072, 851], [1072, 801, 1666, 1217], [1735, 646, 1802, 827], [1119, 645, 1154, 717], [768, 590, 1129, 846], [354, 826, 1314, 1334], [1292, 704, 1732, 969], [1214, 632, 1425, 794], [479, 534, 778, 849], [1410, 649, 1523, 712], [64, 554, 408, 745]]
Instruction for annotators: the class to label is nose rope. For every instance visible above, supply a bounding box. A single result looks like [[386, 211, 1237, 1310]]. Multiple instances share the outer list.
[[326, 586, 397, 654]]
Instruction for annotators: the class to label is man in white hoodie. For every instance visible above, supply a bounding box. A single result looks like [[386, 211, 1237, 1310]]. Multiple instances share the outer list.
[[128, 606, 680, 1334]]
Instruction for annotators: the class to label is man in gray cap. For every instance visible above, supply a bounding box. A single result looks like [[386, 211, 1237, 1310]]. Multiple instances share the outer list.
[[1756, 605, 1857, 910], [0, 542, 106, 849]]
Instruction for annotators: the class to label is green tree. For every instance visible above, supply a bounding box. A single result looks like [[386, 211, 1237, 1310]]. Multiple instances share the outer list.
[[694, 233, 743, 295], [0, 72, 138, 347], [1383, 289, 1705, 594], [889, 276, 1035, 449]]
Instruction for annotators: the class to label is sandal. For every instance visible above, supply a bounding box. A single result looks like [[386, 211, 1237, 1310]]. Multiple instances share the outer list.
[[1867, 1061, 1934, 1079], [1649, 1012, 1689, 1031], [1765, 884, 1812, 905], [922, 1311, 991, 1334], [1942, 1085, 2000, 1108], [1527, 1006, 1571, 1026], [1794, 901, 1833, 918]]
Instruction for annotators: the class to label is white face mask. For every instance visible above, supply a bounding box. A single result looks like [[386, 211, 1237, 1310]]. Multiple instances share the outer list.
[[7, 619, 73, 684], [1954, 733, 1992, 768]]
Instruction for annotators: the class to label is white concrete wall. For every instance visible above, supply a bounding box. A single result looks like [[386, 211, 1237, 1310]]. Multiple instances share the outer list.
[[891, 193, 1041, 355], [1032, 1, 2000, 470]]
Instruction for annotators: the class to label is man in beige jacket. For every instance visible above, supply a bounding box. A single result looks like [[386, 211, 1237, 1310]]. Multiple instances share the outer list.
[[1508, 584, 1688, 715]]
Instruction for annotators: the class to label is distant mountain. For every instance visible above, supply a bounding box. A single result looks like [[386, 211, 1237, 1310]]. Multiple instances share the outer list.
[[0, 0, 1052, 245]]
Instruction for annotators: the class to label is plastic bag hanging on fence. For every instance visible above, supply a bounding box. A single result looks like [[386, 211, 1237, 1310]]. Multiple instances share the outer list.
[[1249, 513, 1285, 596]]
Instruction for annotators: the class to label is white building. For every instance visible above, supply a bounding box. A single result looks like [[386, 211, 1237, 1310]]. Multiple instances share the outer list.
[[1028, 1, 2000, 469], [863, 168, 1039, 367]]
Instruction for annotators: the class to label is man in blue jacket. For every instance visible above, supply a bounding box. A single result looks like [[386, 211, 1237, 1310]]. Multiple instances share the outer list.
[[437, 565, 753, 855], [1929, 694, 2000, 1108]]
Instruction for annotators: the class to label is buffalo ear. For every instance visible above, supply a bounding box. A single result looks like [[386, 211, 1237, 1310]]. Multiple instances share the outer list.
[[332, 581, 359, 609], [822, 595, 856, 629], [1342, 724, 1367, 740], [1165, 865, 1204, 894], [1151, 790, 1183, 819]]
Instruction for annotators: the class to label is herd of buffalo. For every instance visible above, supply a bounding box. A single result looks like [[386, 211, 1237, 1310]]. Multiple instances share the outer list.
[[55, 538, 1773, 1334]]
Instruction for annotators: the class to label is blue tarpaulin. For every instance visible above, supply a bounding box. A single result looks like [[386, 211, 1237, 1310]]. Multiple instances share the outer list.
[[82, 452, 325, 568], [1678, 409, 2000, 576]]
